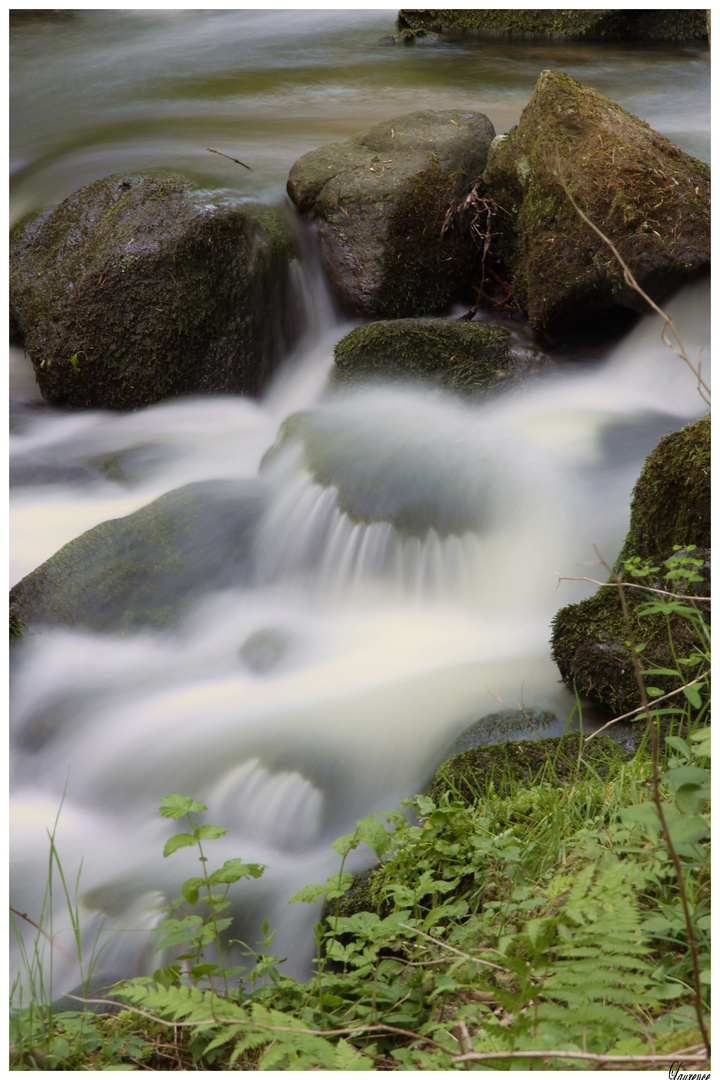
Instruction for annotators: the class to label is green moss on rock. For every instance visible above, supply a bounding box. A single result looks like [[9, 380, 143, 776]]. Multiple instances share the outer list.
[[431, 733, 632, 805], [482, 71, 710, 334], [333, 318, 511, 392], [619, 414, 710, 564], [9, 480, 264, 633], [9, 173, 300, 409], [397, 10, 707, 41], [551, 415, 710, 717], [10, 608, 25, 644], [379, 161, 480, 318]]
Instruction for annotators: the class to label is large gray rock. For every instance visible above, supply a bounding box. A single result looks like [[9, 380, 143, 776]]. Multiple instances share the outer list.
[[482, 71, 710, 334], [287, 110, 495, 317], [9, 480, 265, 633], [10, 173, 301, 409]]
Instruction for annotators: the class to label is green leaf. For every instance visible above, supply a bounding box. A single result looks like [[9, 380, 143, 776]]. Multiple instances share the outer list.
[[181, 876, 205, 904], [195, 824, 228, 841], [159, 795, 208, 820], [682, 683, 703, 709], [189, 963, 218, 978], [209, 858, 265, 885], [667, 815, 710, 848], [289, 872, 354, 904], [662, 765, 710, 790], [674, 784, 710, 814], [331, 831, 359, 857], [356, 815, 392, 857], [664, 736, 691, 760], [164, 832, 198, 857]]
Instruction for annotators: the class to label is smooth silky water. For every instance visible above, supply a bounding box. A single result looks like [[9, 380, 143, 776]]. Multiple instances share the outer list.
[[9, 11, 710, 993]]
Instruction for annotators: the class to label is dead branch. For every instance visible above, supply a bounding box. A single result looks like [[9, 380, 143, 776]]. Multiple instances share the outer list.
[[207, 147, 252, 170]]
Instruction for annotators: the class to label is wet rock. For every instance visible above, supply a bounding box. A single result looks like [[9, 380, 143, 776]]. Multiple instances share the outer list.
[[551, 415, 710, 716], [332, 318, 513, 393], [10, 173, 300, 409], [397, 10, 708, 41], [482, 71, 710, 334], [379, 27, 440, 45], [287, 110, 495, 317], [9, 479, 266, 633], [451, 708, 556, 753]]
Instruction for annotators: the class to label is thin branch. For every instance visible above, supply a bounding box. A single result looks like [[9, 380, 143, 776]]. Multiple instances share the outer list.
[[453, 1046, 709, 1066], [396, 923, 506, 971], [65, 994, 448, 1051], [555, 571, 710, 604], [554, 147, 710, 405], [583, 670, 710, 743], [206, 147, 252, 170]]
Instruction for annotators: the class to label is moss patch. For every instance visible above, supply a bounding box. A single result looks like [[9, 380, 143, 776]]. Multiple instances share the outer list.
[[379, 162, 480, 318], [619, 414, 710, 564], [551, 415, 710, 717], [430, 733, 632, 805], [333, 318, 511, 392]]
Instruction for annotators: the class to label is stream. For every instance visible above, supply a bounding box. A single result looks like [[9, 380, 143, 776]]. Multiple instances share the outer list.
[[9, 10, 710, 995]]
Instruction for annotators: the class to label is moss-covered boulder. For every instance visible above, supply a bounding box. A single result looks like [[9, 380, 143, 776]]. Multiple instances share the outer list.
[[333, 318, 518, 393], [9, 173, 300, 409], [618, 415, 711, 564], [287, 110, 495, 317], [482, 71, 710, 334], [9, 479, 265, 633], [431, 733, 633, 805], [397, 10, 708, 41], [551, 415, 710, 717]]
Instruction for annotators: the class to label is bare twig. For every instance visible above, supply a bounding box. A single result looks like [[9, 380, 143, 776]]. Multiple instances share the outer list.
[[583, 670, 710, 743], [207, 147, 252, 170], [555, 571, 710, 605], [453, 1046, 709, 1066], [396, 923, 506, 971], [554, 147, 710, 406]]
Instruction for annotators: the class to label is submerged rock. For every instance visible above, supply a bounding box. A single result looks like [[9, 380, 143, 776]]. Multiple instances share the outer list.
[[397, 10, 708, 41], [9, 480, 265, 633], [450, 708, 556, 753], [551, 415, 710, 717], [332, 318, 513, 393], [10, 173, 300, 409], [287, 110, 495, 317], [482, 70, 710, 334]]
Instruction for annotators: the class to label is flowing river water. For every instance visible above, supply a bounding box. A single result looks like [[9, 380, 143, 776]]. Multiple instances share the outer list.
[[9, 11, 710, 993]]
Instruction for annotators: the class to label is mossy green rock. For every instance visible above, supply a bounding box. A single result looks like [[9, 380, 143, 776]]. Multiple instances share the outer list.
[[431, 733, 632, 804], [482, 71, 710, 334], [9, 173, 299, 409], [9, 479, 265, 633], [398, 10, 708, 41], [333, 318, 513, 393], [619, 415, 711, 564], [287, 110, 495, 317], [551, 415, 710, 716]]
